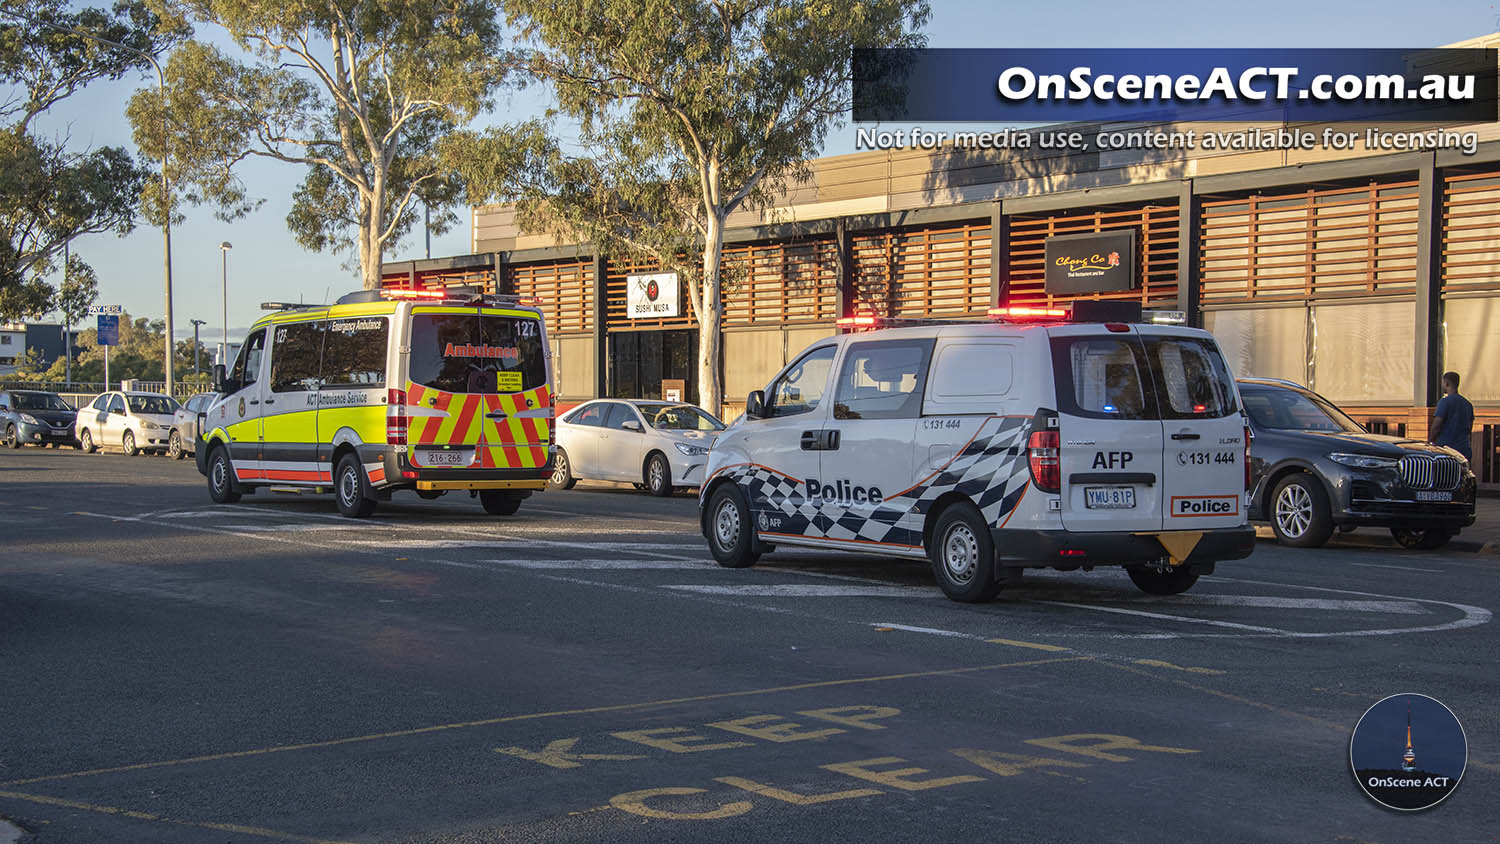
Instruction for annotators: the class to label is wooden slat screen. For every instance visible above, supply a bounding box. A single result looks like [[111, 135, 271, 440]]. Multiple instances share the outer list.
[[1200, 180, 1419, 305], [507, 259, 594, 334], [850, 221, 992, 318], [380, 266, 495, 290], [1442, 169, 1500, 294], [1006, 205, 1179, 308], [606, 258, 697, 329], [721, 238, 840, 325]]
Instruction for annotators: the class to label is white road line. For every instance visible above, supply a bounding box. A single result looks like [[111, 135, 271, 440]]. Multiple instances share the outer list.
[[478, 558, 711, 570], [331, 538, 704, 555], [1119, 595, 1429, 615], [1350, 562, 1443, 574], [1209, 575, 1493, 638], [665, 584, 943, 598], [1031, 601, 1289, 634], [868, 622, 980, 638]]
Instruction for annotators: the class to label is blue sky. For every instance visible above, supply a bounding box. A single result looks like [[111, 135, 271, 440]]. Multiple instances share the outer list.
[[26, 0, 1494, 343]]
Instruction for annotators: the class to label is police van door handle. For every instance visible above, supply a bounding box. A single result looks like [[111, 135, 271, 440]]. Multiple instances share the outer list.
[[1170, 432, 1200, 440], [824, 430, 840, 450], [800, 430, 821, 451], [485, 410, 508, 421]]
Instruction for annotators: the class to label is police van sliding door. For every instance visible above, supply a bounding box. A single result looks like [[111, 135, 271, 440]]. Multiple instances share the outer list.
[[813, 339, 929, 552], [1050, 327, 1165, 533], [1137, 328, 1245, 530]]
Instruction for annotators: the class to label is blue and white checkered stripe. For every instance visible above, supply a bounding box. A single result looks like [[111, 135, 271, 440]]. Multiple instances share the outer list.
[[720, 415, 1033, 548]]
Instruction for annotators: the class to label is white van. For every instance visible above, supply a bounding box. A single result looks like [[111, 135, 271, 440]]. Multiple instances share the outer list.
[[699, 305, 1255, 602]]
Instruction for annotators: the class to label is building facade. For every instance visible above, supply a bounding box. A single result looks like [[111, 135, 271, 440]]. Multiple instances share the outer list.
[[382, 33, 1500, 487]]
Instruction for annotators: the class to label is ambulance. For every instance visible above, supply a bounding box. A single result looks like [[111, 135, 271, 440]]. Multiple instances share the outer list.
[[699, 302, 1256, 602], [196, 287, 554, 517]]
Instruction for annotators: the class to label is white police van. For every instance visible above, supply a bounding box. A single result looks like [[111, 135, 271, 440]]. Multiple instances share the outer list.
[[699, 302, 1255, 603]]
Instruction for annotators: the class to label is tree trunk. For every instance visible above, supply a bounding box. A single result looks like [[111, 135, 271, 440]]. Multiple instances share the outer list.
[[697, 213, 726, 418], [358, 196, 381, 290]]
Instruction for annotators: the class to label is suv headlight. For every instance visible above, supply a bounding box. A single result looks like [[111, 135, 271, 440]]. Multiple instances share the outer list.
[[1328, 453, 1399, 470], [19, 413, 39, 425], [674, 442, 708, 457]]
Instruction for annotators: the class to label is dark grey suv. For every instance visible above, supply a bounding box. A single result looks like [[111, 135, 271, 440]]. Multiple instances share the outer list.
[[1239, 378, 1476, 550]]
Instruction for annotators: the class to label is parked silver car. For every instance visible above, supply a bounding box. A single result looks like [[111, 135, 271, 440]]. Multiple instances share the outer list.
[[169, 392, 218, 460], [551, 400, 724, 496], [75, 391, 179, 456]]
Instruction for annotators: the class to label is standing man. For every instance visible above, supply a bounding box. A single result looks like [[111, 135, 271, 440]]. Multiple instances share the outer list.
[[1430, 371, 1474, 461]]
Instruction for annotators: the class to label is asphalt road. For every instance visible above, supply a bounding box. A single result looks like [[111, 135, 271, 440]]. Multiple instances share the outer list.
[[1, 446, 1496, 843]]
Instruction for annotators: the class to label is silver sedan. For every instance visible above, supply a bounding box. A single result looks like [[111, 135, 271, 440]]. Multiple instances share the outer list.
[[551, 400, 724, 496]]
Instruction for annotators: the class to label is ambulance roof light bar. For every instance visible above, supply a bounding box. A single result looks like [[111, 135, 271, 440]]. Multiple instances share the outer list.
[[260, 301, 317, 311]]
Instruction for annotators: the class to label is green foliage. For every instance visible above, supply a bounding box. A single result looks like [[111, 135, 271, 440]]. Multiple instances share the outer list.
[[131, 0, 528, 287], [465, 0, 928, 409], [0, 0, 179, 321]]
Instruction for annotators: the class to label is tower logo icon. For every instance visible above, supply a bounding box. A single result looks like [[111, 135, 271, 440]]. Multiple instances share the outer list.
[[1350, 693, 1466, 811]]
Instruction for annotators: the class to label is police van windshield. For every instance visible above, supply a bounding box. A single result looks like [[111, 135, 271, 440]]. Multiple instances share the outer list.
[[410, 313, 545, 394]]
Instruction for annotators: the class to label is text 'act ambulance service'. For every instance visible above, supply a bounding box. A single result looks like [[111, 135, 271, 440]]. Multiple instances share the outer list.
[[196, 287, 554, 518]]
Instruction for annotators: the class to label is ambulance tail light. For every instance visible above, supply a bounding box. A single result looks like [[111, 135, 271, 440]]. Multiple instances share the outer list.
[[387, 388, 408, 445], [1028, 430, 1061, 493]]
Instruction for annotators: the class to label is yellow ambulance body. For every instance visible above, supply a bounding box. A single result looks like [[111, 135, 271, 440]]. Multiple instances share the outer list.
[[196, 288, 553, 517]]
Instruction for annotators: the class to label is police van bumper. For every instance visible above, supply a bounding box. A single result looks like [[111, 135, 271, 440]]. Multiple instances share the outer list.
[[992, 525, 1256, 568]]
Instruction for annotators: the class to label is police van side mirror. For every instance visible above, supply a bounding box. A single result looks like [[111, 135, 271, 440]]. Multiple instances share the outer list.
[[745, 390, 766, 419]]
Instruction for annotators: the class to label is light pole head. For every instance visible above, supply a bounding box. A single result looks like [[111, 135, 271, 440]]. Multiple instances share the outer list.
[[191, 319, 207, 327], [220, 241, 232, 251]]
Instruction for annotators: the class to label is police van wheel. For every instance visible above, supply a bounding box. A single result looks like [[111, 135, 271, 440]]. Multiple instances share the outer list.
[[479, 490, 523, 515], [1270, 474, 1332, 548], [208, 447, 241, 504], [335, 454, 377, 518], [929, 502, 1001, 603], [1126, 565, 1200, 596], [707, 484, 758, 568], [645, 453, 672, 497], [549, 447, 577, 490]]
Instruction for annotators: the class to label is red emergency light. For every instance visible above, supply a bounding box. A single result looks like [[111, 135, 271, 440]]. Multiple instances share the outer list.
[[988, 306, 1070, 321], [383, 288, 447, 300], [836, 314, 879, 327]]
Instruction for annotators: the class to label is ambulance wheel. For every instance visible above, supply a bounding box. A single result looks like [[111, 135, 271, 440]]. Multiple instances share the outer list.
[[1270, 474, 1332, 548], [707, 484, 758, 568], [479, 490, 523, 515], [207, 446, 241, 504], [929, 502, 1002, 603], [645, 452, 672, 497], [168, 430, 185, 460], [1126, 565, 1200, 595], [549, 447, 577, 490], [334, 454, 377, 518], [79, 428, 96, 453]]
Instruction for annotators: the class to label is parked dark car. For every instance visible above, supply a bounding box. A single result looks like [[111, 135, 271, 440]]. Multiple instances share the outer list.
[[1239, 378, 1476, 550], [0, 389, 78, 448]]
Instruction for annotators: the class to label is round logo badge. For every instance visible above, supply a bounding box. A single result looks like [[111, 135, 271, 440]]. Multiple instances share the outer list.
[[237, 397, 246, 418], [1350, 693, 1466, 811], [646, 279, 660, 301], [758, 512, 768, 530]]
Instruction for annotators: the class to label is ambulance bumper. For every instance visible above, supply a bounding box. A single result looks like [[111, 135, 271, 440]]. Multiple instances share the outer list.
[[383, 449, 553, 489], [993, 525, 1256, 566]]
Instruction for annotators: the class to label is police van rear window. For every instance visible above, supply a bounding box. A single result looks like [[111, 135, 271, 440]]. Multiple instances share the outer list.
[[410, 313, 545, 394], [1050, 335, 1237, 420]]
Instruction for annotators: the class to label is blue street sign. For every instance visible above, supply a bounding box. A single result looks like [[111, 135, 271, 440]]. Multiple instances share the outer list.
[[97, 314, 119, 346]]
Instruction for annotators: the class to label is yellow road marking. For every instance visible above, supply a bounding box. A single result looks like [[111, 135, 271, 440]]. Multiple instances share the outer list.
[[1, 656, 1089, 787], [1131, 658, 1225, 676], [986, 638, 1070, 652], [0, 790, 351, 843]]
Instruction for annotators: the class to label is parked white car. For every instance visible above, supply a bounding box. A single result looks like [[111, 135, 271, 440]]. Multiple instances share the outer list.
[[75, 391, 180, 456], [551, 399, 725, 496]]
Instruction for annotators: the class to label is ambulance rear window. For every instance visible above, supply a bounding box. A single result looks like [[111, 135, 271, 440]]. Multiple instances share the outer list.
[[410, 312, 545, 394]]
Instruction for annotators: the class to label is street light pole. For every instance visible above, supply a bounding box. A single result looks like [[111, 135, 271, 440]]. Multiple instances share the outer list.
[[0, 10, 175, 393], [190, 318, 206, 377], [220, 242, 232, 365]]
